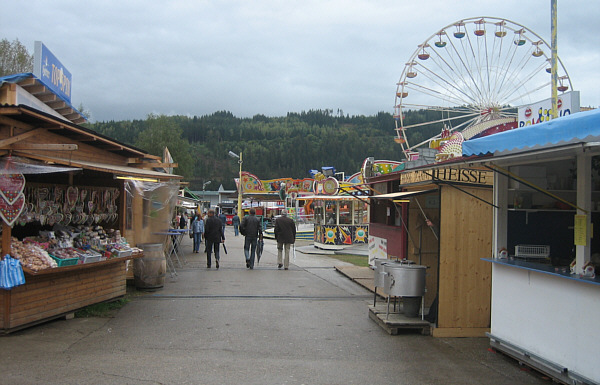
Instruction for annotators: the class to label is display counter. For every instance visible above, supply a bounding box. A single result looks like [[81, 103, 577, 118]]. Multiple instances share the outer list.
[[1, 253, 142, 333], [483, 257, 600, 286]]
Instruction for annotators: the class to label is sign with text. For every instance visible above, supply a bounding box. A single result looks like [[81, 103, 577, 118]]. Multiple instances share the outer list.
[[518, 91, 580, 127], [400, 168, 493, 186], [33, 41, 72, 103]]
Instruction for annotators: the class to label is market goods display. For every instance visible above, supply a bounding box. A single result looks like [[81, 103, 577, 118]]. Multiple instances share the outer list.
[[16, 185, 120, 227], [9, 238, 57, 271], [52, 248, 80, 260], [2, 223, 136, 272]]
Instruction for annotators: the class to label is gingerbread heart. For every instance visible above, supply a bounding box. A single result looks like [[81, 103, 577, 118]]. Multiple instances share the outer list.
[[0, 192, 25, 226], [0, 174, 25, 205], [66, 186, 78, 207], [37, 187, 49, 201], [80, 189, 88, 203]]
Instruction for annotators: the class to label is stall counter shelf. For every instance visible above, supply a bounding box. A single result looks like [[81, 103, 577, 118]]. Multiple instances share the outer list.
[[482, 257, 600, 286], [0, 251, 143, 333]]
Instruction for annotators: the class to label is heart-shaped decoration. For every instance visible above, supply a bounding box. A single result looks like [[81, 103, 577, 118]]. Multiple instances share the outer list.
[[37, 187, 49, 201], [53, 186, 64, 203], [87, 200, 95, 214], [0, 174, 25, 205], [0, 192, 25, 226], [54, 213, 63, 223], [67, 186, 78, 207], [80, 189, 88, 203]]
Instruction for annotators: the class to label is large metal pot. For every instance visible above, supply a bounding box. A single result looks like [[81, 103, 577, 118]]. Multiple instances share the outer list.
[[373, 259, 388, 288], [382, 263, 426, 297]]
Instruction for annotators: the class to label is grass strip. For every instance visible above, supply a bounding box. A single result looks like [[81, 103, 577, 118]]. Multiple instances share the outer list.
[[328, 254, 369, 267]]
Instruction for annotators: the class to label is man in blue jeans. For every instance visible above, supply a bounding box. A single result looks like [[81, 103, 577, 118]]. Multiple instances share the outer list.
[[239, 208, 262, 269], [232, 213, 240, 236]]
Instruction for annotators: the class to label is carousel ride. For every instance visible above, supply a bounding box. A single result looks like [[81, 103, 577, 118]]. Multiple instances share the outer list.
[[393, 17, 572, 162]]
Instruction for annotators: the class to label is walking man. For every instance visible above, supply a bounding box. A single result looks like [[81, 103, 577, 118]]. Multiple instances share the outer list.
[[240, 208, 262, 269], [274, 211, 296, 270], [204, 209, 224, 269], [232, 212, 240, 236]]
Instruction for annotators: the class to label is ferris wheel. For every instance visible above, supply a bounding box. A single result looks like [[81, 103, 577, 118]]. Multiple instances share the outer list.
[[394, 17, 573, 160]]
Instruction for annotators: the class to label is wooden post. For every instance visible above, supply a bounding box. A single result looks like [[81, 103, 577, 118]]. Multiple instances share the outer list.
[[2, 221, 11, 257]]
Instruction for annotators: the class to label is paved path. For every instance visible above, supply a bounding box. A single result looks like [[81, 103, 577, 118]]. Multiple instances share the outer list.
[[0, 226, 549, 385]]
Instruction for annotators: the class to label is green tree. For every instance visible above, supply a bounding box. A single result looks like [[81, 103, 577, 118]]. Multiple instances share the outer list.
[[135, 114, 194, 178], [0, 38, 33, 76]]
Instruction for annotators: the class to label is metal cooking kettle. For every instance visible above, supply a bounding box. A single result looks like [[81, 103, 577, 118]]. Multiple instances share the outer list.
[[382, 261, 426, 297]]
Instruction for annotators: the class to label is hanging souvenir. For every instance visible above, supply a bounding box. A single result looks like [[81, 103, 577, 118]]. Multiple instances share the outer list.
[[0, 174, 26, 226]]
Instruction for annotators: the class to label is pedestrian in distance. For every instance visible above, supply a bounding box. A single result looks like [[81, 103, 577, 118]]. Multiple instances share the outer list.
[[191, 214, 205, 253], [274, 211, 296, 270], [179, 212, 187, 229], [218, 211, 227, 236], [204, 209, 224, 269], [232, 212, 240, 236], [239, 208, 262, 269]]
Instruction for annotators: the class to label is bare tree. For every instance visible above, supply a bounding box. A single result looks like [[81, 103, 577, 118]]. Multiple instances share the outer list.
[[0, 38, 33, 76]]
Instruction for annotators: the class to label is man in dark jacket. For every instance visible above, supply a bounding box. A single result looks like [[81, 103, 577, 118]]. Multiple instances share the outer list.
[[239, 208, 262, 269], [204, 209, 224, 269], [274, 211, 296, 270]]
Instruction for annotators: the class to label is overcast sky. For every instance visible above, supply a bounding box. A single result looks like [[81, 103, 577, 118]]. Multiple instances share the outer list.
[[2, 0, 599, 122]]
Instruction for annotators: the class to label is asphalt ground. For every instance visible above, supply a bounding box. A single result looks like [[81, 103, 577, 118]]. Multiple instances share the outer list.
[[0, 226, 551, 385]]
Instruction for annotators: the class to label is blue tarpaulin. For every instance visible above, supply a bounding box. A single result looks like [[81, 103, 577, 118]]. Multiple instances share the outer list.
[[462, 108, 600, 157]]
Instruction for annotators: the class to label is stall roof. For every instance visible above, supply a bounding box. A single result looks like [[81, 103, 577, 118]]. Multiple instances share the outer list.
[[462, 108, 600, 157], [16, 153, 181, 180], [0, 104, 153, 159], [370, 189, 438, 199], [0, 73, 87, 124]]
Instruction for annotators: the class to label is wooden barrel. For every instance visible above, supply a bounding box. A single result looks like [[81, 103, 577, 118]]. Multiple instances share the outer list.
[[134, 244, 166, 290]]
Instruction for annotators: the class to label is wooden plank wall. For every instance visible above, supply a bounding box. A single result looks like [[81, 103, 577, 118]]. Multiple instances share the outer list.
[[437, 185, 492, 336], [1, 262, 126, 331]]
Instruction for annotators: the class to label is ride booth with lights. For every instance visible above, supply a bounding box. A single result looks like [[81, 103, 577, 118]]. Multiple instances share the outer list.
[[368, 166, 494, 337], [301, 169, 370, 250]]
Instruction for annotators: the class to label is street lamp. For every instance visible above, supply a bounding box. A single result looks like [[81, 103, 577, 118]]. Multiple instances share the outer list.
[[228, 151, 243, 218], [202, 180, 211, 212]]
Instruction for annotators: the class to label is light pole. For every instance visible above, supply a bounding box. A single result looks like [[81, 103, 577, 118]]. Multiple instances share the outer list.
[[228, 151, 243, 218], [202, 180, 211, 212]]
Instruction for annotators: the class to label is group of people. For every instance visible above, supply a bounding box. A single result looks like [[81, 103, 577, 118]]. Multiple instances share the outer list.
[[174, 208, 297, 271]]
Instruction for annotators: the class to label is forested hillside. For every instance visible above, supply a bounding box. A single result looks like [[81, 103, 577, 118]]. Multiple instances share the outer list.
[[87, 109, 443, 190]]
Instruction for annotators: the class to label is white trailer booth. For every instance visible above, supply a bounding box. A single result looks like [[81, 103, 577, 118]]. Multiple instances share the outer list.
[[462, 108, 600, 385]]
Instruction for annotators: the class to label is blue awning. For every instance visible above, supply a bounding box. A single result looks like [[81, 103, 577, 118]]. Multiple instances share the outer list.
[[462, 109, 600, 157]]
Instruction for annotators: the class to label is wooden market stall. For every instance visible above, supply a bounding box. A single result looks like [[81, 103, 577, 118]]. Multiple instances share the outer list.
[[368, 165, 494, 337], [0, 74, 181, 332]]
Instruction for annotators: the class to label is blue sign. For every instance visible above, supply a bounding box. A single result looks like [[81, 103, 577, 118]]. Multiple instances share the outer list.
[[33, 41, 72, 103]]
